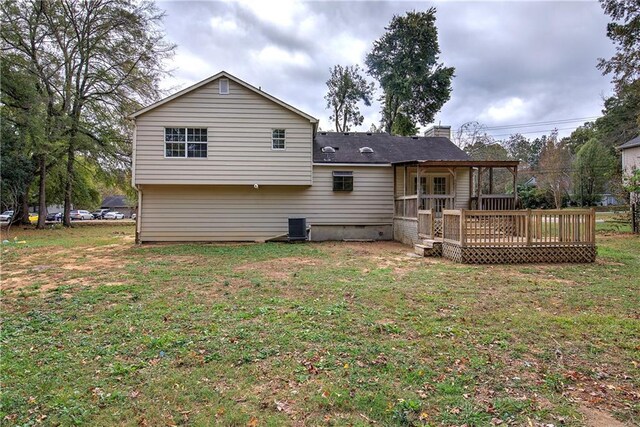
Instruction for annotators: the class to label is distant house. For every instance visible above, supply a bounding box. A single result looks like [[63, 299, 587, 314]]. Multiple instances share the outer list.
[[619, 135, 640, 204], [101, 195, 136, 218]]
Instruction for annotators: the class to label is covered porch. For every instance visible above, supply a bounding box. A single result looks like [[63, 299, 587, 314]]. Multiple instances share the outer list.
[[393, 160, 520, 219], [392, 160, 520, 244]]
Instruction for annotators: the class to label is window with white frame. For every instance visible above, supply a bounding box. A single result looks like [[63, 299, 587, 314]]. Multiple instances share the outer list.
[[165, 128, 208, 158], [272, 129, 286, 150], [333, 171, 353, 191], [219, 78, 229, 94], [433, 176, 447, 195]]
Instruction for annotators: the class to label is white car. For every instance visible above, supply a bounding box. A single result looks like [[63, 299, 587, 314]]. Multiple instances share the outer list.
[[70, 210, 93, 220], [104, 211, 125, 220], [0, 210, 14, 221]]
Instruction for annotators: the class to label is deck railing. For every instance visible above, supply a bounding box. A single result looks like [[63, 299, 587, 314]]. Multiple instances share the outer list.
[[394, 195, 418, 218], [418, 209, 434, 238], [441, 209, 596, 247], [420, 195, 455, 217], [471, 195, 516, 210]]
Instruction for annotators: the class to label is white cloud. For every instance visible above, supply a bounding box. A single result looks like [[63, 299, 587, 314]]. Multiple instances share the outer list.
[[210, 16, 241, 33], [479, 97, 530, 123], [250, 45, 311, 69]]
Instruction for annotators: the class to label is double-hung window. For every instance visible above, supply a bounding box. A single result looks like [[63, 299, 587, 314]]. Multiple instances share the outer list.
[[165, 127, 208, 158], [272, 129, 286, 150], [433, 176, 447, 195], [333, 171, 353, 191]]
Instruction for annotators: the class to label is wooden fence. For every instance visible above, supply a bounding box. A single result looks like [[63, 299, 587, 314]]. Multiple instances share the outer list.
[[440, 209, 596, 247]]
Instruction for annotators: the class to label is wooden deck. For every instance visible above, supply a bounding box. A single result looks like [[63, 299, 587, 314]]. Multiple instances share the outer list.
[[416, 209, 596, 264]]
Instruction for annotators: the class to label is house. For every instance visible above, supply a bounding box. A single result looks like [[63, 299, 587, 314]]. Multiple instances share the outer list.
[[619, 135, 640, 204], [100, 195, 136, 218], [130, 71, 595, 264], [130, 71, 519, 243]]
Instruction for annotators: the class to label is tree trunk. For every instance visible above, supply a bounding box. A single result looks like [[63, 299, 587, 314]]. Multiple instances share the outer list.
[[36, 154, 47, 229], [63, 140, 75, 227], [19, 189, 30, 224]]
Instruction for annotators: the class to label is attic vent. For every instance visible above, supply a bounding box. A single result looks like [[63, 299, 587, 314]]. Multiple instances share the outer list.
[[320, 131, 327, 135], [411, 136, 419, 139], [359, 147, 374, 154], [219, 78, 229, 95], [366, 132, 372, 136], [321, 146, 336, 153], [343, 132, 350, 135]]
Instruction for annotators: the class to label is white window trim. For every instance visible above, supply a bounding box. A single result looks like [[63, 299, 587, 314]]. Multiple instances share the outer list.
[[164, 127, 209, 159], [431, 174, 449, 195], [219, 78, 229, 95], [271, 128, 286, 151]]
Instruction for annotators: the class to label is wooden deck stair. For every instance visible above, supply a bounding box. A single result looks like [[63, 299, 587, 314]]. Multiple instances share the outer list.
[[414, 239, 443, 257]]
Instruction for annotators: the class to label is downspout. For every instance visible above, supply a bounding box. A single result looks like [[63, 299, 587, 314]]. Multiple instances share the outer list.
[[131, 119, 142, 244]]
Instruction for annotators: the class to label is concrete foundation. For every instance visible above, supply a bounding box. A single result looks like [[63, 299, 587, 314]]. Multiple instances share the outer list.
[[310, 224, 392, 241]]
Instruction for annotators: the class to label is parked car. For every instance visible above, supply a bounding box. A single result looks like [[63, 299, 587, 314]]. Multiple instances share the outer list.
[[46, 212, 62, 222], [104, 211, 125, 220], [29, 213, 39, 223], [91, 209, 111, 219], [70, 210, 93, 220], [0, 210, 14, 221]]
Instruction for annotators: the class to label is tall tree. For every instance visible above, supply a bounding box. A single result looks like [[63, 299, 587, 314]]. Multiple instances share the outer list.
[[1, 0, 174, 226], [598, 0, 640, 96], [324, 65, 374, 132], [537, 133, 572, 208], [504, 133, 543, 169], [453, 121, 488, 148], [573, 138, 617, 205], [365, 9, 454, 134]]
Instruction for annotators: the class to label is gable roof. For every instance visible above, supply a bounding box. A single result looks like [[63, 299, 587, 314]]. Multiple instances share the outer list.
[[313, 132, 470, 164], [129, 71, 318, 123], [619, 135, 640, 150], [101, 195, 134, 208]]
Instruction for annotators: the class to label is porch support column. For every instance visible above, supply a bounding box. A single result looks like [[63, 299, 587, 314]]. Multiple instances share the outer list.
[[448, 167, 457, 210], [489, 167, 494, 194], [416, 163, 421, 214]]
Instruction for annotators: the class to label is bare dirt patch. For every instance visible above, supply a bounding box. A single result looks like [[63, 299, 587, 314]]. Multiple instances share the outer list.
[[579, 405, 628, 427], [2, 244, 131, 294], [235, 257, 323, 281]]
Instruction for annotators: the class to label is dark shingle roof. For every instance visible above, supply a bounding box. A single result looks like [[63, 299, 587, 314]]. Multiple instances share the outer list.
[[101, 195, 133, 208], [313, 132, 470, 164], [619, 135, 640, 150]]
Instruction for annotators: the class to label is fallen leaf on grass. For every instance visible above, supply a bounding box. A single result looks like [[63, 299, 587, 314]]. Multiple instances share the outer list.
[[246, 416, 258, 427]]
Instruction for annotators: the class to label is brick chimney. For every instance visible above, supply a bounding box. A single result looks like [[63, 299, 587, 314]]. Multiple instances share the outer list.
[[424, 125, 452, 139]]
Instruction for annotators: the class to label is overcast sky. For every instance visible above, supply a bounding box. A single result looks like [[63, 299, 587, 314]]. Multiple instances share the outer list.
[[157, 0, 615, 139]]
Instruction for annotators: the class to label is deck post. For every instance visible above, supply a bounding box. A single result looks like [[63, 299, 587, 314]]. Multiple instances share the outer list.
[[403, 166, 407, 217], [417, 164, 421, 215], [526, 209, 532, 246], [590, 207, 596, 243], [460, 209, 466, 247]]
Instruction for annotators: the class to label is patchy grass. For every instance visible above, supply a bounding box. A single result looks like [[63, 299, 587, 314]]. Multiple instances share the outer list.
[[1, 225, 638, 426]]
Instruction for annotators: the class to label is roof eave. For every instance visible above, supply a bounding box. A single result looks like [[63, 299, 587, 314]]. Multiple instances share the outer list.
[[392, 159, 520, 167]]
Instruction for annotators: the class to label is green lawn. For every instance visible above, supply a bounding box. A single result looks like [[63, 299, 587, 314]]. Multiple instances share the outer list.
[[1, 224, 638, 426]]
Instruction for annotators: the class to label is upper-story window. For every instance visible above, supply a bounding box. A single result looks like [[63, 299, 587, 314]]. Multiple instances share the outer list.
[[219, 78, 229, 95], [165, 128, 208, 158], [272, 129, 286, 150]]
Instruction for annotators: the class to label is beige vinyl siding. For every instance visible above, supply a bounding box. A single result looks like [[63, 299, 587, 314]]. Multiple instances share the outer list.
[[134, 78, 313, 186], [622, 146, 640, 176], [139, 165, 393, 241], [455, 168, 470, 209]]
